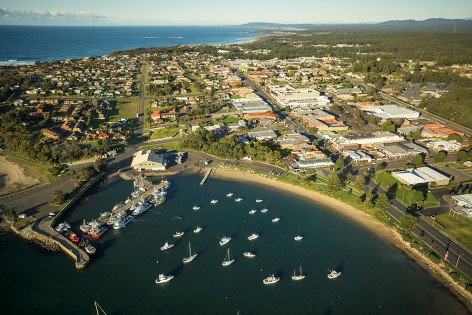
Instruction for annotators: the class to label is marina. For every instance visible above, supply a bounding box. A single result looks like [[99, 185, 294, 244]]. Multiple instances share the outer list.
[[1, 174, 470, 315]]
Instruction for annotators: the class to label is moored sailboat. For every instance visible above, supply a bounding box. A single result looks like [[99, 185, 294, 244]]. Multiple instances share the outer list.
[[221, 248, 234, 266], [183, 242, 198, 263], [291, 266, 305, 280]]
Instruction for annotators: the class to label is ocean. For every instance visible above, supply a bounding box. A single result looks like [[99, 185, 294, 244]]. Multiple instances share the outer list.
[[0, 174, 469, 315], [0, 25, 262, 64]]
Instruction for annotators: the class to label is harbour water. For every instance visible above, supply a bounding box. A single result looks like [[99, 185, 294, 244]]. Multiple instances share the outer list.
[[0, 174, 470, 314], [0, 25, 262, 64]]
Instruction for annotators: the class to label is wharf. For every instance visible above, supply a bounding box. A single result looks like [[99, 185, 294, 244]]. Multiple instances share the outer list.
[[111, 176, 164, 213], [200, 168, 213, 186]]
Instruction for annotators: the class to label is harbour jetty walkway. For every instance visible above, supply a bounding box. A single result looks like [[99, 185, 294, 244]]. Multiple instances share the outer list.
[[200, 168, 213, 186], [111, 175, 165, 213]]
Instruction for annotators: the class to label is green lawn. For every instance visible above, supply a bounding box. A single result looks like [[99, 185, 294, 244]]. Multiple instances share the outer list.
[[433, 213, 472, 253], [374, 171, 398, 189], [215, 115, 239, 124], [108, 100, 139, 122], [150, 125, 185, 140]]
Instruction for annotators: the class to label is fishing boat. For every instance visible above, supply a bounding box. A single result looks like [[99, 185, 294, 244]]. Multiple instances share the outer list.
[[219, 236, 231, 246], [256, 199, 263, 203], [132, 200, 152, 216], [193, 226, 202, 234], [78, 238, 86, 247], [221, 249, 234, 266], [182, 242, 198, 263], [152, 195, 166, 206], [327, 269, 341, 279], [161, 179, 171, 190], [154, 188, 167, 197], [263, 275, 280, 285], [226, 192, 234, 197], [113, 215, 133, 230], [124, 197, 131, 204], [294, 235, 303, 241], [160, 241, 174, 251], [155, 273, 174, 284], [235, 198, 243, 202], [272, 217, 280, 223], [55, 222, 69, 233], [192, 205, 200, 210], [260, 207, 268, 213], [210, 199, 218, 204], [112, 202, 123, 211], [80, 220, 91, 235], [68, 232, 79, 243], [85, 243, 97, 255], [243, 252, 256, 258], [249, 209, 257, 215], [247, 233, 259, 241], [89, 224, 107, 238], [173, 231, 184, 238], [291, 266, 305, 281]]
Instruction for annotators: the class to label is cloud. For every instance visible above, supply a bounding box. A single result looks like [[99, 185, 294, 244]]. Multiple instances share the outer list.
[[0, 8, 110, 24]]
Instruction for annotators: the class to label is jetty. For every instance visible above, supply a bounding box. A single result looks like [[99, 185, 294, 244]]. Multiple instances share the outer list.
[[200, 168, 212, 186], [111, 176, 166, 213]]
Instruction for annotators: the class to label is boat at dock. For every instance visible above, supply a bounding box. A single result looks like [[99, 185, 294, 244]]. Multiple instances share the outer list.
[[68, 232, 79, 243], [132, 200, 152, 216], [219, 236, 231, 246], [80, 220, 91, 235], [161, 179, 171, 190], [291, 266, 305, 281], [183, 242, 198, 263], [152, 195, 166, 206], [173, 231, 184, 238], [263, 275, 280, 285], [210, 199, 218, 204], [160, 241, 174, 251], [221, 249, 234, 266], [272, 217, 280, 223], [85, 243, 97, 255], [247, 233, 259, 241], [243, 252, 255, 258], [327, 270, 341, 279], [260, 208, 268, 213], [55, 222, 70, 233], [249, 209, 257, 215], [193, 226, 202, 233], [112, 202, 124, 211], [155, 274, 174, 284], [89, 224, 107, 238], [113, 214, 133, 230], [154, 188, 167, 197], [192, 206, 200, 210]]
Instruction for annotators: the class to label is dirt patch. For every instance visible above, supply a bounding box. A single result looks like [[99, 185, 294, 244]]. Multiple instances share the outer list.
[[0, 156, 38, 196]]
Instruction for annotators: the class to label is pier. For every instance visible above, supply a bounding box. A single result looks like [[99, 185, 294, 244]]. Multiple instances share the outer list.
[[200, 168, 213, 186]]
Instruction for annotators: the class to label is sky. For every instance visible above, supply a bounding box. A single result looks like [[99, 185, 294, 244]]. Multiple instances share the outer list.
[[0, 0, 471, 25]]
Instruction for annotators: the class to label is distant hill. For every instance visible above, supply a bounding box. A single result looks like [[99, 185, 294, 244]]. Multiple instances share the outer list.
[[241, 19, 472, 32]]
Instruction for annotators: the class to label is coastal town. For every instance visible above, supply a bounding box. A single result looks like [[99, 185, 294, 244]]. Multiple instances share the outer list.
[[1, 28, 472, 312]]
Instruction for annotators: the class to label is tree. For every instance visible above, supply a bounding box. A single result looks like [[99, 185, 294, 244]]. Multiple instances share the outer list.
[[447, 133, 462, 143], [327, 173, 342, 193], [376, 193, 390, 210], [364, 189, 374, 208], [457, 150, 468, 161], [354, 175, 366, 190], [434, 151, 447, 163], [335, 157, 345, 169], [50, 190, 67, 205], [411, 154, 425, 168], [400, 214, 418, 233]]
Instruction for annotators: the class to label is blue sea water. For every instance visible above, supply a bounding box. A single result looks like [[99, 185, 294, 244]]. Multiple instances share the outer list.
[[0, 25, 262, 63]]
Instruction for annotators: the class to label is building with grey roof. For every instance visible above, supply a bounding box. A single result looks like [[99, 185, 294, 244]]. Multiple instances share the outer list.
[[131, 150, 167, 171]]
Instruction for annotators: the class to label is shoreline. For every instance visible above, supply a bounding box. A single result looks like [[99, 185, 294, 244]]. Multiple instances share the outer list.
[[211, 167, 472, 310]]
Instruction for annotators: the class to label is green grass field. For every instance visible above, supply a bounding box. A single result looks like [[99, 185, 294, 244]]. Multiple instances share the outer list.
[[433, 213, 472, 253], [150, 125, 187, 140], [108, 100, 139, 122]]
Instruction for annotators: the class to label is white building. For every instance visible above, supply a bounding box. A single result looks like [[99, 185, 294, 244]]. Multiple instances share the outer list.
[[248, 130, 277, 141], [233, 100, 272, 114], [391, 167, 451, 186], [364, 105, 420, 120], [451, 194, 472, 217], [427, 140, 462, 152], [343, 150, 373, 163], [290, 158, 334, 172], [268, 85, 330, 109], [131, 150, 167, 171], [334, 131, 404, 150]]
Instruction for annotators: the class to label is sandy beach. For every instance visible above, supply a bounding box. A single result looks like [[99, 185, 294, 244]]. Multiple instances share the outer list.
[[0, 156, 38, 196], [212, 167, 472, 308]]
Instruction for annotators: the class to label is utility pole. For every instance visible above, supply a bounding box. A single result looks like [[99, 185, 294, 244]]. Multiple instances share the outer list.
[[456, 253, 465, 267]]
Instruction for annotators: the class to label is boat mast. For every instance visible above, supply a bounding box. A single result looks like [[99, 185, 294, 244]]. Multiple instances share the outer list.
[[94, 301, 108, 315]]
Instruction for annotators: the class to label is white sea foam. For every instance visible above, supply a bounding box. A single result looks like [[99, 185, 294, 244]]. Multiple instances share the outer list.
[[0, 59, 35, 67], [144, 36, 159, 39], [168, 36, 183, 39]]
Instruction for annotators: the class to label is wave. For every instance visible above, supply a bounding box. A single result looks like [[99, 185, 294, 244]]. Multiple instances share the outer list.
[[0, 59, 35, 66], [144, 36, 159, 39], [168, 36, 183, 39]]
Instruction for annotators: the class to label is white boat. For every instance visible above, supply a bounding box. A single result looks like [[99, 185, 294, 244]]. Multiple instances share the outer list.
[[260, 208, 268, 213], [235, 198, 243, 202], [263, 275, 280, 285], [192, 206, 200, 210], [221, 248, 234, 266], [247, 233, 259, 241], [154, 188, 167, 197], [210, 199, 218, 204], [55, 222, 70, 233], [132, 201, 152, 216], [249, 209, 257, 215], [173, 231, 184, 238], [294, 235, 303, 241], [182, 242, 198, 263], [155, 273, 174, 284], [327, 270, 341, 279], [219, 236, 231, 246], [193, 226, 202, 234], [226, 192, 234, 197], [160, 241, 174, 251], [152, 195, 166, 206], [243, 252, 256, 258], [161, 179, 171, 191], [124, 197, 131, 204], [291, 266, 305, 281], [113, 215, 134, 229], [272, 217, 280, 223], [256, 199, 263, 203]]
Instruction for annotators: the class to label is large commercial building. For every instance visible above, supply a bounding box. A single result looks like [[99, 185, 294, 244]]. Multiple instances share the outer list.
[[233, 100, 272, 114], [131, 150, 168, 171], [391, 167, 451, 186], [364, 105, 420, 120], [332, 131, 404, 150], [268, 85, 330, 109]]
